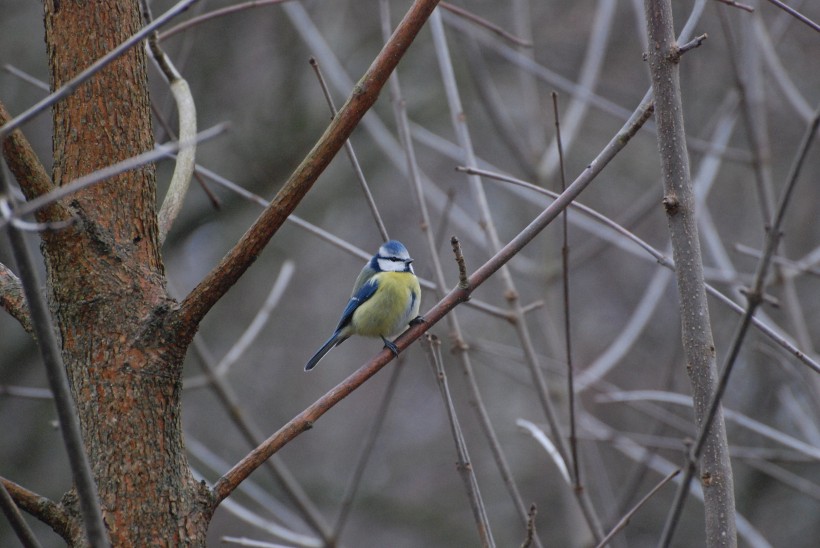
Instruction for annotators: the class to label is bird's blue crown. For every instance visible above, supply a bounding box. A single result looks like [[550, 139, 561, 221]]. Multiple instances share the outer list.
[[372, 240, 413, 273]]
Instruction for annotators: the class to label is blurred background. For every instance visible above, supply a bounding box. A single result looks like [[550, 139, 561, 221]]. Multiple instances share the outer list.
[[1, 0, 819, 546]]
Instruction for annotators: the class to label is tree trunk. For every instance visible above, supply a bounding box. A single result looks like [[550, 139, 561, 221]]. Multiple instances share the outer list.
[[42, 1, 210, 544]]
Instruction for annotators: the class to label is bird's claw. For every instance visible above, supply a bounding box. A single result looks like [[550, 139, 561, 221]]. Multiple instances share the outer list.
[[382, 337, 400, 358]]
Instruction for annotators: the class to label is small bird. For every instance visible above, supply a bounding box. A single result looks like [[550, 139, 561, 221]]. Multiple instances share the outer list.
[[304, 240, 422, 371]]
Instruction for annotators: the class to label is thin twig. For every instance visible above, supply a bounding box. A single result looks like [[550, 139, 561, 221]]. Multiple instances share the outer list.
[[520, 504, 537, 548], [678, 32, 708, 55], [309, 57, 389, 242], [595, 469, 681, 548], [159, 0, 294, 41], [440, 2, 532, 47], [763, 0, 820, 32], [2, 64, 49, 91], [0, 384, 52, 399], [422, 334, 495, 548], [451, 236, 469, 289], [714, 0, 755, 13], [553, 92, 581, 491], [333, 360, 404, 539], [516, 420, 570, 483]]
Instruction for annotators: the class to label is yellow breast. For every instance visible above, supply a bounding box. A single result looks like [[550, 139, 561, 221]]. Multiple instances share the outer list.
[[350, 271, 421, 338]]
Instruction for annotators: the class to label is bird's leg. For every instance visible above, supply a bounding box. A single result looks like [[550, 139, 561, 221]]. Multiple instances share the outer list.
[[409, 315, 425, 326], [381, 336, 400, 358]]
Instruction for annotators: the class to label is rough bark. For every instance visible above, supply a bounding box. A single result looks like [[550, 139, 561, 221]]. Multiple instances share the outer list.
[[42, 1, 211, 544]]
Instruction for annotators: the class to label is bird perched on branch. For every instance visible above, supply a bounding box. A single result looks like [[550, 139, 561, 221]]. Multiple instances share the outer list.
[[304, 240, 423, 371]]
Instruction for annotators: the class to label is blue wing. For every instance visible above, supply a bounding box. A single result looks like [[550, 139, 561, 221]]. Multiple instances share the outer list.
[[335, 277, 379, 332]]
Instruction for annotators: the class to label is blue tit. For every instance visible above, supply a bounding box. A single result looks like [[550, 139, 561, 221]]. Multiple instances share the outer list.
[[304, 240, 422, 371]]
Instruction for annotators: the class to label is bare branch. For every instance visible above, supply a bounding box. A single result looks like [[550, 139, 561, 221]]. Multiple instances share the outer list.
[[439, 2, 532, 47], [594, 469, 680, 548], [763, 0, 820, 33], [210, 93, 654, 506], [662, 105, 820, 544], [159, 0, 295, 41], [176, 0, 443, 337], [644, 0, 737, 545], [714, 0, 755, 13], [309, 57, 389, 242], [423, 334, 495, 547]]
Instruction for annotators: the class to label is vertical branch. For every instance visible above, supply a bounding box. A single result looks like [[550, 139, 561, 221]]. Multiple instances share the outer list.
[[429, 8, 605, 542], [552, 92, 580, 489], [643, 1, 737, 546], [422, 334, 496, 548], [380, 3, 541, 543]]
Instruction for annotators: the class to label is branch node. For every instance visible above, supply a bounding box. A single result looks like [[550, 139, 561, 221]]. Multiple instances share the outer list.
[[662, 195, 679, 215], [450, 236, 470, 289]]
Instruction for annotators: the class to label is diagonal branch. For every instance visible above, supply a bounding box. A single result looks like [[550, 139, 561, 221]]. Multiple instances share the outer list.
[[175, 0, 443, 335], [210, 96, 654, 506], [0, 477, 42, 548], [0, 100, 68, 222]]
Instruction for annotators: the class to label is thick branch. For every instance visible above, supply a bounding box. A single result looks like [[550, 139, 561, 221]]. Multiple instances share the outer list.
[[210, 97, 655, 506], [175, 0, 443, 335]]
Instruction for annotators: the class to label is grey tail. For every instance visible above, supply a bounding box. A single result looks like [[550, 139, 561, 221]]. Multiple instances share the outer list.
[[304, 332, 346, 371]]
